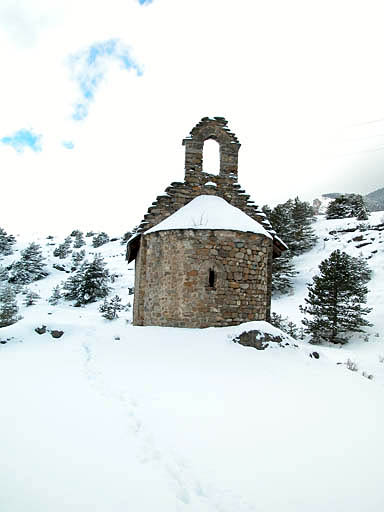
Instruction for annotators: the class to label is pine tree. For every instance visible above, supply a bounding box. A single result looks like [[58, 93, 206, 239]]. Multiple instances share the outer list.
[[53, 236, 72, 258], [354, 253, 372, 284], [326, 194, 370, 220], [352, 194, 370, 220], [99, 295, 123, 319], [73, 232, 85, 248], [290, 197, 317, 255], [9, 242, 48, 284], [23, 290, 40, 306], [48, 285, 62, 305], [121, 231, 132, 245], [270, 312, 305, 339], [92, 232, 110, 248], [271, 251, 298, 295], [263, 198, 316, 295], [326, 195, 350, 219], [263, 202, 296, 295], [120, 225, 140, 245], [265, 198, 317, 257], [0, 266, 8, 282], [63, 254, 110, 305], [264, 202, 294, 242], [300, 250, 372, 344], [0, 284, 21, 327], [71, 249, 86, 268], [0, 228, 16, 256]]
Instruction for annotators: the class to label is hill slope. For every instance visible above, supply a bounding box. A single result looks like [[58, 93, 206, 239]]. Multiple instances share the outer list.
[[365, 186, 384, 211], [273, 211, 384, 377], [317, 186, 384, 212], [1, 224, 384, 511]]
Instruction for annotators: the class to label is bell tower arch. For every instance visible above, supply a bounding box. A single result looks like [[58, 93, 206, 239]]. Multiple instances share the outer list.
[[182, 117, 241, 180]]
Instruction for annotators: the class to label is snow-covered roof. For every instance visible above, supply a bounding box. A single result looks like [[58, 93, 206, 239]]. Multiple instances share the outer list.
[[274, 235, 288, 250], [144, 195, 272, 238]]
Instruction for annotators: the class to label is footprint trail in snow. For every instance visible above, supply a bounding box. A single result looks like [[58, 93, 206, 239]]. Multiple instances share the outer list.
[[81, 342, 257, 512]]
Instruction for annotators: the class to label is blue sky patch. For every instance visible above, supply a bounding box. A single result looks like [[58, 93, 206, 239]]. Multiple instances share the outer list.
[[138, 0, 153, 5], [62, 140, 74, 149], [1, 129, 42, 153], [73, 103, 89, 121], [69, 39, 142, 121]]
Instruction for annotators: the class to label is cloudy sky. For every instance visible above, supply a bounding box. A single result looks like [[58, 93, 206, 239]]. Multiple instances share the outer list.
[[1, 0, 384, 235]]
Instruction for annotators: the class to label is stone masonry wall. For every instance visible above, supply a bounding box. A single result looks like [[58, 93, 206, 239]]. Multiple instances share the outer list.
[[130, 118, 275, 241], [183, 116, 240, 178], [133, 229, 272, 328], [136, 173, 273, 238]]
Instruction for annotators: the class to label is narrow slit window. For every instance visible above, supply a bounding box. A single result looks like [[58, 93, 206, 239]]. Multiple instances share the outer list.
[[208, 268, 216, 288]]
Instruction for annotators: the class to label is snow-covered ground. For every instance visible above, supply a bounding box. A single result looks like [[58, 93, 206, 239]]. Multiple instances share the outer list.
[[1, 217, 384, 512]]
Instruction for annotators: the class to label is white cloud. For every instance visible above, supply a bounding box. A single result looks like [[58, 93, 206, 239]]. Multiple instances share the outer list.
[[1, 0, 384, 234], [68, 38, 142, 120]]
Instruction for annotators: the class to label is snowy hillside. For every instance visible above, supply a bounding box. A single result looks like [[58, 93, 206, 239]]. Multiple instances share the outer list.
[[273, 210, 384, 384], [1, 221, 384, 512]]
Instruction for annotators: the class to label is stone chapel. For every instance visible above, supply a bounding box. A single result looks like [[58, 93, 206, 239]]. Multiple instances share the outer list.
[[126, 117, 286, 328]]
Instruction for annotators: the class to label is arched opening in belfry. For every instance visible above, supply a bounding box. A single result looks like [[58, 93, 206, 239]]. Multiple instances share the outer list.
[[202, 139, 220, 175]]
